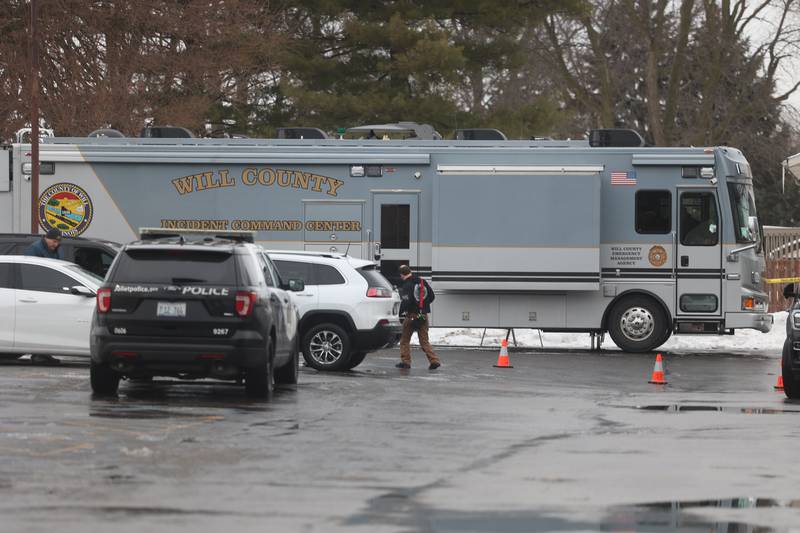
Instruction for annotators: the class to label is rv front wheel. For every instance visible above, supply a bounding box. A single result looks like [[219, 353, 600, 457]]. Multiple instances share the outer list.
[[608, 295, 666, 353]]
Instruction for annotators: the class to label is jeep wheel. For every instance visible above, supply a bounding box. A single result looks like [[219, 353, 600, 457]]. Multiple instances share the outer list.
[[607, 295, 667, 353], [275, 336, 299, 385], [245, 338, 275, 398], [782, 339, 800, 399], [302, 323, 352, 371], [90, 361, 120, 395], [344, 351, 367, 370]]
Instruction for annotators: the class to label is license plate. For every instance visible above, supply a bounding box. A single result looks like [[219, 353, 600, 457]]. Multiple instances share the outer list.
[[157, 301, 186, 318]]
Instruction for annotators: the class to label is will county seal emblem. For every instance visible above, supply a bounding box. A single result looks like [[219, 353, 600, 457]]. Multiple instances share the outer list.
[[38, 183, 93, 237], [648, 245, 668, 267]]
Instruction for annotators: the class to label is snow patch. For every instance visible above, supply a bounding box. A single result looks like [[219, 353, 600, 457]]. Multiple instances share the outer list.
[[421, 312, 788, 354]]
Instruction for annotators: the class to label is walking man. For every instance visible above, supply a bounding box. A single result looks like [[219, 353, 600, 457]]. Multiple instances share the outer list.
[[396, 264, 441, 370]]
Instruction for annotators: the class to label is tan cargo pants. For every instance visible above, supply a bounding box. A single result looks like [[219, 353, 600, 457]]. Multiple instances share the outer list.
[[399, 314, 440, 365]]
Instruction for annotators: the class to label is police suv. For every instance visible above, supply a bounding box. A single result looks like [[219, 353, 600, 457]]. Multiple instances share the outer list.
[[782, 283, 800, 398], [90, 229, 303, 397]]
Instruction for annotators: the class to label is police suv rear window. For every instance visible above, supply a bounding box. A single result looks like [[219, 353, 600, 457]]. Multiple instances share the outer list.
[[113, 249, 237, 285], [357, 265, 392, 289]]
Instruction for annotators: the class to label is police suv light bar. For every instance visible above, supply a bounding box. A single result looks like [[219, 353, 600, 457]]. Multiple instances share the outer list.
[[139, 227, 255, 243]]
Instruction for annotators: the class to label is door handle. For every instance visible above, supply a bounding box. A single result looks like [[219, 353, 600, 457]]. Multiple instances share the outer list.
[[19, 298, 37, 303], [270, 295, 280, 303], [681, 255, 689, 267]]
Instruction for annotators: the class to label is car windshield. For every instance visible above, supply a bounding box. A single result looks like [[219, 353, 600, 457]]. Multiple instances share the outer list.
[[727, 183, 758, 244], [65, 264, 104, 287]]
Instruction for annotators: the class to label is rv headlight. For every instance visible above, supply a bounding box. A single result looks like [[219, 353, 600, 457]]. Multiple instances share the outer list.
[[742, 297, 765, 312], [793, 311, 800, 329]]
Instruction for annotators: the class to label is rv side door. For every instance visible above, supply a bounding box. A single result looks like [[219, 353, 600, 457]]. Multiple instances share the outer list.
[[675, 189, 722, 316]]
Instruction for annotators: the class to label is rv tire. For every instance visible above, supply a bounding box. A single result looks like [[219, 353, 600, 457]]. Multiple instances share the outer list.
[[607, 295, 666, 353]]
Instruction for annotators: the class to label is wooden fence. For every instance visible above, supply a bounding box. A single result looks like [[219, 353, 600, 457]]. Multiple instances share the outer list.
[[763, 226, 800, 312]]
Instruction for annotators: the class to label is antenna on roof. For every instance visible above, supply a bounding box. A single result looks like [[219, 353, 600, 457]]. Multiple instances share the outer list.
[[345, 241, 351, 256]]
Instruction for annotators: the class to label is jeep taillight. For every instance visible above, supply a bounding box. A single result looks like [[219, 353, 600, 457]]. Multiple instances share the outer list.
[[235, 291, 257, 317], [367, 287, 391, 298], [97, 288, 111, 313]]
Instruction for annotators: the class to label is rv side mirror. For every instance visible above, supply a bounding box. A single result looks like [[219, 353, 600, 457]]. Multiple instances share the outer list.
[[784, 283, 796, 299], [747, 216, 759, 242], [287, 279, 305, 292]]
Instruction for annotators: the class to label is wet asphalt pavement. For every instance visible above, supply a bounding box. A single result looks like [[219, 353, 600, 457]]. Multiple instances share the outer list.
[[1, 346, 799, 532]]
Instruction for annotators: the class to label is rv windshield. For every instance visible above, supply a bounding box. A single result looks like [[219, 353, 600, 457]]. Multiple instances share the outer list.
[[727, 183, 758, 244]]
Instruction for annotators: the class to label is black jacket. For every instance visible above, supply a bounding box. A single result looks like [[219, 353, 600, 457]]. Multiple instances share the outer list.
[[398, 275, 435, 315]]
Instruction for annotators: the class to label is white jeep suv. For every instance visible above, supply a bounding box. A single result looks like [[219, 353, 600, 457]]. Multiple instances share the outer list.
[[263, 251, 401, 371]]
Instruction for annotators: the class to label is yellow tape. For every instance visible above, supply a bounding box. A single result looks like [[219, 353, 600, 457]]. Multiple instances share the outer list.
[[764, 277, 800, 284]]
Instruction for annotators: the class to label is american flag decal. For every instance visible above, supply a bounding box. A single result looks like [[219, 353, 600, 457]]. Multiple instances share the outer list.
[[610, 170, 637, 185]]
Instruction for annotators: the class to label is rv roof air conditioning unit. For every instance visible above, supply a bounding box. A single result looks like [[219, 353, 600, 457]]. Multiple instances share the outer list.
[[454, 128, 507, 141], [139, 126, 194, 138], [88, 128, 125, 138], [589, 129, 645, 147], [277, 127, 328, 139]]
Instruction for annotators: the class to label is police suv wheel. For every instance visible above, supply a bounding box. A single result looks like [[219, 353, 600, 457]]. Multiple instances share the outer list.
[[90, 361, 120, 395], [275, 336, 300, 385], [608, 295, 667, 353], [302, 323, 352, 371], [245, 338, 275, 398], [782, 339, 800, 400]]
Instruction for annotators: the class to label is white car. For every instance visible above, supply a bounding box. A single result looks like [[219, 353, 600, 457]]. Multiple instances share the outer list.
[[265, 251, 401, 371], [0, 255, 102, 359]]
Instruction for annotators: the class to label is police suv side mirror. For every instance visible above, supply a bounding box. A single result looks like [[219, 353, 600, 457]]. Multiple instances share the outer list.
[[287, 279, 305, 292], [784, 283, 796, 299], [70, 285, 95, 297]]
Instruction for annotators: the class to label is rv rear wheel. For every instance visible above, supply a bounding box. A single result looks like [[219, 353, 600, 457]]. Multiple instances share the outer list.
[[607, 295, 666, 353]]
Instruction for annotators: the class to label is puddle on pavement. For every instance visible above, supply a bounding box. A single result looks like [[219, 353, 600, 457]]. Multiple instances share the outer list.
[[350, 497, 794, 531], [602, 498, 792, 531], [634, 404, 800, 414]]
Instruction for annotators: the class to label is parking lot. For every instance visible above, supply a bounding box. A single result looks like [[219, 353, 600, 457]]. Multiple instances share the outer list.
[[1, 346, 799, 532]]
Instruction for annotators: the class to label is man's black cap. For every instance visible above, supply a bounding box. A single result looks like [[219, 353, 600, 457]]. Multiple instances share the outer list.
[[45, 228, 62, 240]]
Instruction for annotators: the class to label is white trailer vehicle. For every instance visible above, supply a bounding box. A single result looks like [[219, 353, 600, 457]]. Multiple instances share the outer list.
[[0, 125, 771, 352]]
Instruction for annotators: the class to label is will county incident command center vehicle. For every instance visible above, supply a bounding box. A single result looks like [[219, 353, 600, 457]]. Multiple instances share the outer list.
[[0, 124, 772, 352]]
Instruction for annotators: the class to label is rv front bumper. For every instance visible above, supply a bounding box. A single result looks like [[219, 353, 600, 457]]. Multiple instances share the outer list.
[[725, 312, 773, 333]]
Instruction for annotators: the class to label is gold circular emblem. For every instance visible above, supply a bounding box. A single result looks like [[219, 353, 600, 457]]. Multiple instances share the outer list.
[[648, 245, 667, 267]]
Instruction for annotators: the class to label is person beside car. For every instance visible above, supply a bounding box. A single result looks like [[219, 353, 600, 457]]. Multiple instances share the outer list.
[[24, 228, 64, 259], [396, 264, 441, 370], [22, 228, 64, 364]]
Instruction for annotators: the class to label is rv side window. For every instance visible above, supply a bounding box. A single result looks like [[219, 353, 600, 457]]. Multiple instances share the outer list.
[[635, 190, 671, 234], [680, 192, 718, 246]]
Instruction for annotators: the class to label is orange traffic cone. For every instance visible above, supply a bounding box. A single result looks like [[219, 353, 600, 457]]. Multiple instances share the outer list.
[[648, 353, 668, 384], [775, 362, 784, 391], [494, 339, 513, 368]]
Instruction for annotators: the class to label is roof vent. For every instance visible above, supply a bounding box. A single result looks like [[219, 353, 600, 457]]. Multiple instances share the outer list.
[[276, 127, 328, 139], [454, 128, 507, 141], [589, 129, 645, 147]]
